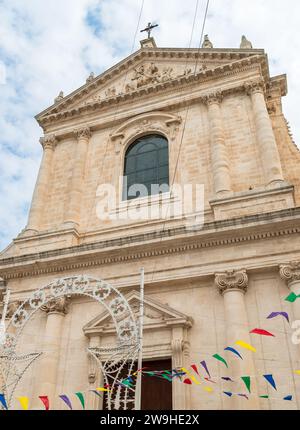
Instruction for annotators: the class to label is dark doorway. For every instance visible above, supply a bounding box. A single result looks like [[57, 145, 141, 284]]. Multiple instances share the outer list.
[[141, 359, 172, 410], [102, 358, 172, 410]]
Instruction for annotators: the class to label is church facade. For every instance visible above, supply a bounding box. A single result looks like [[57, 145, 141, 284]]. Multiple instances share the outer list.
[[1, 34, 300, 410]]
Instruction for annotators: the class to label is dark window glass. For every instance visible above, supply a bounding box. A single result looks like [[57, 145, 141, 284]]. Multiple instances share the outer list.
[[123, 134, 169, 200]]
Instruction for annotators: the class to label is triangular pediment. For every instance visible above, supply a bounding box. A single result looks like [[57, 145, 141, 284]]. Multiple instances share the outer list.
[[36, 45, 268, 127], [83, 290, 193, 337]]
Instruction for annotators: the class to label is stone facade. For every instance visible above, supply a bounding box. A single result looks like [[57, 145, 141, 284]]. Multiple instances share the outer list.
[[1, 36, 300, 410]]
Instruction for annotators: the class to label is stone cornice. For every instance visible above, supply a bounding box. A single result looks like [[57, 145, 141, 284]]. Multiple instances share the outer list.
[[37, 54, 268, 129], [0, 207, 300, 280], [36, 48, 266, 122]]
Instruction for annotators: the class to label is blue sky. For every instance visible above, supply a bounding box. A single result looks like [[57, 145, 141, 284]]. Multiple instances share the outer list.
[[0, 0, 299, 251]]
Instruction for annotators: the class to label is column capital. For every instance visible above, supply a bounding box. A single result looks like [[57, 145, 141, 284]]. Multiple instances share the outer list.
[[244, 79, 265, 96], [41, 297, 70, 315], [215, 269, 248, 295], [39, 134, 57, 150], [279, 262, 300, 285], [74, 126, 91, 140], [204, 91, 223, 106]]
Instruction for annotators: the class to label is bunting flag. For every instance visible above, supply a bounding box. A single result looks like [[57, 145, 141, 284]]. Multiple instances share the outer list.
[[191, 364, 200, 376], [238, 394, 249, 400], [241, 376, 251, 393], [75, 392, 85, 410], [17, 396, 29, 410], [200, 361, 211, 379], [171, 370, 186, 380], [260, 395, 269, 399], [96, 387, 110, 392], [212, 354, 228, 368], [235, 340, 256, 352], [203, 386, 213, 393], [91, 390, 103, 398], [221, 377, 234, 382], [284, 395, 293, 401], [183, 378, 192, 385], [39, 396, 49, 410], [267, 312, 289, 323], [59, 395, 72, 410], [204, 377, 217, 384], [250, 328, 275, 337], [0, 394, 8, 410], [224, 346, 243, 359], [263, 374, 277, 390], [223, 392, 233, 397], [285, 292, 299, 303], [181, 368, 201, 385]]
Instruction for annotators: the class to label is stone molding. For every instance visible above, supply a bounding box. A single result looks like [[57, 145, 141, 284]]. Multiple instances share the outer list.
[[39, 134, 57, 150], [110, 111, 182, 153], [203, 91, 223, 106], [74, 126, 91, 140], [215, 269, 248, 295], [40, 296, 70, 315], [279, 262, 300, 285], [1, 208, 300, 280], [37, 53, 269, 127], [244, 79, 265, 96]]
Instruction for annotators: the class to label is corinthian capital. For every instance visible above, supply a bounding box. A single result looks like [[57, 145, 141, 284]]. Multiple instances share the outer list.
[[244, 79, 265, 96], [39, 134, 57, 150], [279, 262, 300, 285], [204, 91, 223, 106], [41, 297, 70, 315], [75, 126, 91, 140], [215, 269, 248, 295]]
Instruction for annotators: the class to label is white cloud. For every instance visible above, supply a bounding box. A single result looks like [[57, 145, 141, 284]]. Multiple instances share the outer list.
[[0, 0, 299, 250]]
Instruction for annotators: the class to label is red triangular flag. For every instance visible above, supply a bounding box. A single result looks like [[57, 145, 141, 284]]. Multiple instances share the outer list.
[[191, 364, 200, 375], [250, 328, 275, 337], [183, 378, 192, 385], [39, 396, 49, 410]]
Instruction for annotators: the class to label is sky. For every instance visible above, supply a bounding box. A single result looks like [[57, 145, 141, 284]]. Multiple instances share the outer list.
[[0, 0, 299, 251]]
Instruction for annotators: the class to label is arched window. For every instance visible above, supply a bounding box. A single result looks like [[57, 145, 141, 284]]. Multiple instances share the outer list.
[[123, 134, 169, 200]]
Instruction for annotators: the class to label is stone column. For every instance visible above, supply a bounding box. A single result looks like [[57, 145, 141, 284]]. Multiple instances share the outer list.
[[246, 80, 284, 187], [280, 262, 300, 321], [26, 135, 57, 233], [64, 126, 91, 228], [205, 92, 232, 196], [215, 269, 259, 410], [35, 297, 69, 409], [86, 335, 103, 410]]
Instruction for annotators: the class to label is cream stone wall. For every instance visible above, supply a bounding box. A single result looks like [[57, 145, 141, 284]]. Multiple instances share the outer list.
[[1, 38, 300, 410]]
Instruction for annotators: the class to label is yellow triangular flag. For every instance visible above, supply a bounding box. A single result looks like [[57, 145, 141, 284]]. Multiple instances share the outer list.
[[18, 396, 29, 410], [203, 386, 213, 393], [235, 340, 256, 352], [96, 387, 110, 392]]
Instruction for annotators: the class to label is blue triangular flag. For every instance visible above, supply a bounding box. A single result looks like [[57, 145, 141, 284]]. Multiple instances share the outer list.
[[223, 391, 233, 397], [0, 394, 8, 410], [224, 346, 243, 360], [283, 395, 292, 401], [263, 374, 277, 390]]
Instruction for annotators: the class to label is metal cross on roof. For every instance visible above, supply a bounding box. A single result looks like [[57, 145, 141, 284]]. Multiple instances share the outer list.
[[140, 22, 158, 39]]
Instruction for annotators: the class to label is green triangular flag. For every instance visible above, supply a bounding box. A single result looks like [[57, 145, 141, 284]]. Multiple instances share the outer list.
[[75, 392, 85, 409], [260, 395, 269, 399], [212, 354, 228, 368], [285, 292, 298, 303], [241, 376, 251, 393]]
